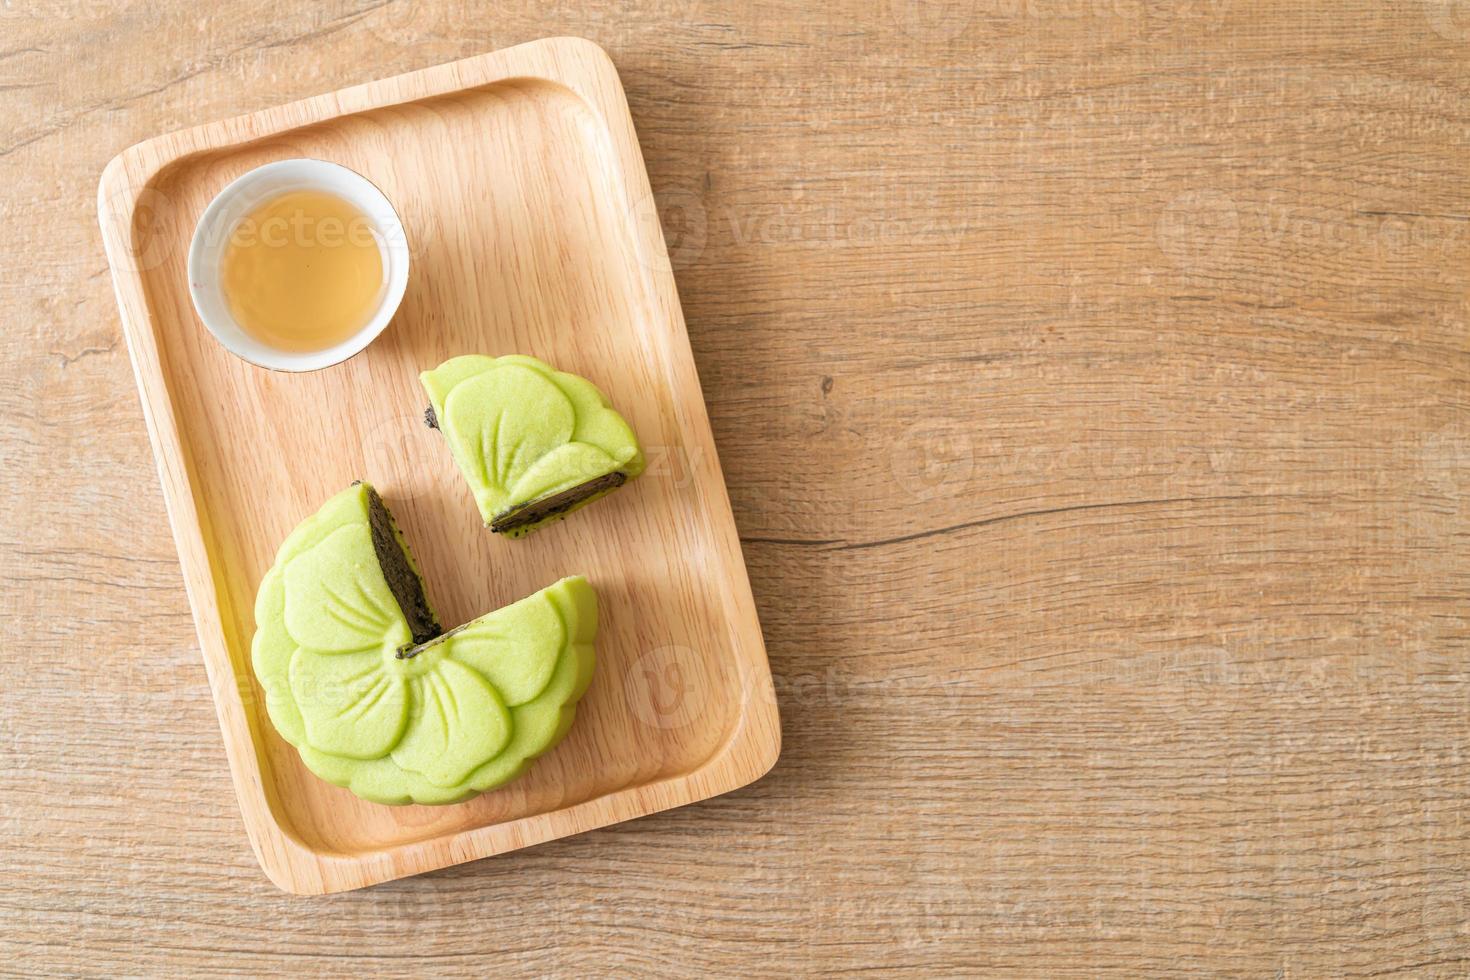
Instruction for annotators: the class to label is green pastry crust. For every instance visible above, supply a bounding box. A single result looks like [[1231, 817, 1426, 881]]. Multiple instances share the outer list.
[[251, 483, 597, 806], [420, 354, 645, 537]]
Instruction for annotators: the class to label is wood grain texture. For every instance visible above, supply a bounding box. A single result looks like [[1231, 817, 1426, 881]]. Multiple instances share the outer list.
[[3, 0, 1469, 972]]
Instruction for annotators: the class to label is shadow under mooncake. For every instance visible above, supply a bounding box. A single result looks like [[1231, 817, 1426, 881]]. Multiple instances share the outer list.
[[421, 354, 645, 537], [250, 482, 597, 806]]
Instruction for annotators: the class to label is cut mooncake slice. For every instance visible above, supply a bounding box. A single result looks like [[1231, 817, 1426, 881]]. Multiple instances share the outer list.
[[421, 354, 644, 537], [250, 482, 597, 806]]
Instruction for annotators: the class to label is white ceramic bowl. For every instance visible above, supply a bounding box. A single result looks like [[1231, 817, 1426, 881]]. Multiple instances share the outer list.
[[187, 159, 410, 372]]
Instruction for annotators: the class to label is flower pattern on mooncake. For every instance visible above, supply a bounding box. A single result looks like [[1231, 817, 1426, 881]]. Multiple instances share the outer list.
[[421, 354, 645, 537], [251, 483, 596, 806]]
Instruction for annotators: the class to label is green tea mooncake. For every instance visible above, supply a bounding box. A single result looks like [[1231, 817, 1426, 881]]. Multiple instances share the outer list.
[[251, 482, 597, 806], [421, 354, 645, 537]]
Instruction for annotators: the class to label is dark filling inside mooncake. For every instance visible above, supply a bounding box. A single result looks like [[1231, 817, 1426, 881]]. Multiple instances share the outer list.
[[363, 484, 441, 645], [490, 472, 628, 535], [395, 617, 473, 661]]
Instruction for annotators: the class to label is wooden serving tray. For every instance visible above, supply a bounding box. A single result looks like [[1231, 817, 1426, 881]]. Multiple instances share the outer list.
[[98, 37, 779, 894]]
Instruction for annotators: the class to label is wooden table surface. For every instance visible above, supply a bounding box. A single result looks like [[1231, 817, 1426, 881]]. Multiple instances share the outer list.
[[4, 1, 1468, 975]]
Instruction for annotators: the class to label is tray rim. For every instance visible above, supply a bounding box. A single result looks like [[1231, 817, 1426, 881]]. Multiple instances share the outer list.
[[97, 36, 781, 895]]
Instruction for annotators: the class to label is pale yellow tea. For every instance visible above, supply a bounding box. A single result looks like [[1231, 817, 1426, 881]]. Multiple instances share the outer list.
[[221, 190, 384, 353]]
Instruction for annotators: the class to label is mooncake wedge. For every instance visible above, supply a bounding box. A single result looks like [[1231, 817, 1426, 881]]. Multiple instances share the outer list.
[[421, 354, 644, 537]]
